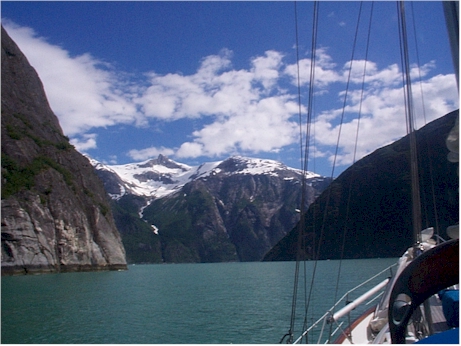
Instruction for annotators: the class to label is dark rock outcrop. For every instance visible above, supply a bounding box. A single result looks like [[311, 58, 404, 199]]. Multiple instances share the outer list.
[[264, 110, 459, 261], [1, 26, 127, 275], [141, 171, 326, 262]]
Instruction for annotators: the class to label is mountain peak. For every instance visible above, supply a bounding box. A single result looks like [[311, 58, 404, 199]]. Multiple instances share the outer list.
[[219, 156, 287, 173], [216, 156, 321, 179], [137, 155, 190, 171]]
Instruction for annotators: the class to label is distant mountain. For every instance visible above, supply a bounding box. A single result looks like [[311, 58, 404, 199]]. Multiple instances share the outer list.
[[1, 27, 127, 275], [89, 154, 193, 199], [263, 110, 459, 261], [92, 155, 331, 263]]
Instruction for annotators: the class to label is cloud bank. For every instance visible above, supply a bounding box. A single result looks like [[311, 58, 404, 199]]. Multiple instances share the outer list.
[[4, 21, 458, 170]]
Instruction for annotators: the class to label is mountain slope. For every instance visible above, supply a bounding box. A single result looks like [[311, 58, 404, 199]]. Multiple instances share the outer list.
[[1, 26, 127, 275], [93, 156, 331, 263], [264, 110, 459, 261]]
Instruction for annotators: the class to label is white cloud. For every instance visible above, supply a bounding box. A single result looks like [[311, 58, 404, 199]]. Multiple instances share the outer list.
[[3, 21, 458, 171], [176, 142, 205, 158], [312, 72, 459, 167], [70, 133, 97, 151], [104, 155, 119, 165], [285, 48, 341, 87], [3, 22, 141, 136], [176, 96, 300, 158], [251, 50, 284, 90], [137, 50, 263, 121]]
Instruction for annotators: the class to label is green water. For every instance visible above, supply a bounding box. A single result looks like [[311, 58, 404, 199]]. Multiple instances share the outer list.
[[2, 258, 396, 343]]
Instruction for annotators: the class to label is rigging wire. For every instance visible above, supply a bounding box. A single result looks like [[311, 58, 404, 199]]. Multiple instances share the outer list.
[[282, 2, 320, 343], [329, 3, 375, 342], [290, 1, 369, 342], [283, 2, 454, 344], [397, 0, 423, 244], [317, 1, 377, 341], [290, 1, 368, 340], [339, 1, 375, 261], [302, 2, 320, 342], [282, 2, 303, 343], [409, 2, 427, 126]]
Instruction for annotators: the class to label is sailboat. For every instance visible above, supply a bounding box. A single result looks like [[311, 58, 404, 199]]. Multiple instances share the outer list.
[[282, 1, 459, 344]]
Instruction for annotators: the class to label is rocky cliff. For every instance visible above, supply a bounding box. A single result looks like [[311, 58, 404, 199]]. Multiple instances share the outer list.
[[264, 110, 459, 261], [1, 26, 127, 275], [93, 156, 331, 263]]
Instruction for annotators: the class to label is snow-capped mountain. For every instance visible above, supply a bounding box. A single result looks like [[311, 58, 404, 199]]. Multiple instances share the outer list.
[[89, 154, 331, 264], [90, 154, 323, 200], [89, 154, 193, 199]]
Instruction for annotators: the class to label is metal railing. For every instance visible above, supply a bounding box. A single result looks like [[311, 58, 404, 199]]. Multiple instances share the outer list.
[[293, 263, 397, 344]]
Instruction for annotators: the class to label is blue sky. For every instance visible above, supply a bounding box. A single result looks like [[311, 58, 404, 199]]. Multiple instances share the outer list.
[[2, 1, 458, 177]]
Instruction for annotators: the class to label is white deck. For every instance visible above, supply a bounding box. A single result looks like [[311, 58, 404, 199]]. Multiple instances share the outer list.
[[340, 311, 374, 344]]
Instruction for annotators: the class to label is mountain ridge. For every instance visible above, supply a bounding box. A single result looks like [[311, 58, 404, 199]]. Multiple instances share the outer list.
[[90, 154, 324, 200], [264, 110, 459, 261], [91, 155, 331, 263]]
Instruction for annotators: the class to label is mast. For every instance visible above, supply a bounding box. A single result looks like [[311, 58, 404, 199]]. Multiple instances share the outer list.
[[443, 1, 459, 90]]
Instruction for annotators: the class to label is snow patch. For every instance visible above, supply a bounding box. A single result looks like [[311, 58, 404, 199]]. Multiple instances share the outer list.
[[138, 200, 153, 218]]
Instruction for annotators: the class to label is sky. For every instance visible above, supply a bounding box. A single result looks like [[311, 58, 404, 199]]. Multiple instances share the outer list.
[[2, 1, 458, 177]]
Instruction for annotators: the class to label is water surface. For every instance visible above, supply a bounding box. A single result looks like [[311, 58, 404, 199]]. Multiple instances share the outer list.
[[2, 259, 396, 343]]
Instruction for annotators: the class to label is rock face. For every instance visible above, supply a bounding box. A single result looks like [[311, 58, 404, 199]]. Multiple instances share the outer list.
[[1, 26, 127, 275], [264, 110, 459, 261], [93, 156, 331, 263]]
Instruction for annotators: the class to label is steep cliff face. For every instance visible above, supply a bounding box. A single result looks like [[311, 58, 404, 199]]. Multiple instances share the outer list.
[[1, 26, 127, 275], [264, 110, 459, 261]]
